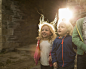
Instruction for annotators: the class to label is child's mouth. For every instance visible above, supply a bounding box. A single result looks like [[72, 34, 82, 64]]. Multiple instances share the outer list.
[[58, 31, 61, 32], [42, 33, 46, 36]]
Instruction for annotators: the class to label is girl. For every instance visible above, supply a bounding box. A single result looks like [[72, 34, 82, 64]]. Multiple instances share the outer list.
[[51, 21, 76, 69], [34, 15, 57, 69]]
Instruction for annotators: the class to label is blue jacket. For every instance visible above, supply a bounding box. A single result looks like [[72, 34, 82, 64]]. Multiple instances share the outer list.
[[51, 35, 76, 67]]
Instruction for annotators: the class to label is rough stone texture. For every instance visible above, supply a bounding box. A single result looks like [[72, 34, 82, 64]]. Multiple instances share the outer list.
[[2, 0, 19, 51], [0, 44, 41, 69], [0, 52, 36, 69], [2, 0, 62, 51], [0, 0, 2, 52], [2, 0, 38, 51]]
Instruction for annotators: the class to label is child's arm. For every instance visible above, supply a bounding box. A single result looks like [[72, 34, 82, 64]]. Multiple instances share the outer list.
[[34, 40, 40, 65], [49, 51, 52, 61], [72, 19, 86, 52], [51, 40, 57, 64], [49, 55, 52, 62]]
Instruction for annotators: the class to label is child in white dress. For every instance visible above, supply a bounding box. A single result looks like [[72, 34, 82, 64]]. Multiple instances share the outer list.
[[34, 15, 57, 69]]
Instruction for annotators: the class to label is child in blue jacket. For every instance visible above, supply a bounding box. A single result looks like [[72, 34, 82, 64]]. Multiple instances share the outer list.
[[51, 21, 76, 69]]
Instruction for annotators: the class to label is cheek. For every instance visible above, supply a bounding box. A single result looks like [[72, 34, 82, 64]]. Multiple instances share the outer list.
[[57, 29, 60, 31], [41, 32, 43, 35], [48, 32, 51, 35], [48, 31, 50, 34]]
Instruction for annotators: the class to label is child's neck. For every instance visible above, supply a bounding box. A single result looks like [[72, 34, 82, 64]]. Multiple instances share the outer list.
[[42, 38, 48, 40], [59, 34, 67, 38], [42, 36, 51, 40]]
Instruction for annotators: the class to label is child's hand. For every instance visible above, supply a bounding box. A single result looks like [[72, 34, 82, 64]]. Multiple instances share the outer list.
[[53, 62, 58, 68], [49, 56, 52, 62]]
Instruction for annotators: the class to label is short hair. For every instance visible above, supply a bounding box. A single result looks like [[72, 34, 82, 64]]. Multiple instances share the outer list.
[[58, 21, 73, 36]]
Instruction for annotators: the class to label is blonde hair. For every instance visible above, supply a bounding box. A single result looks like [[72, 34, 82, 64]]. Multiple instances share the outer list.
[[58, 21, 73, 36], [37, 22, 56, 42]]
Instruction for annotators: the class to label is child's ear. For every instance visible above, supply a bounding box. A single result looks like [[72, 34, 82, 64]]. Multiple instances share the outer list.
[[67, 32, 69, 34]]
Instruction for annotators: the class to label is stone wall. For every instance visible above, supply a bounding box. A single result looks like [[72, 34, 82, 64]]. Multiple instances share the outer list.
[[2, 0, 20, 51], [2, 0, 39, 51], [0, 0, 2, 52], [2, 0, 62, 51]]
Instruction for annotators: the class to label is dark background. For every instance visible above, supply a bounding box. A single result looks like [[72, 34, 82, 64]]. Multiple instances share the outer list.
[[2, 0, 66, 51]]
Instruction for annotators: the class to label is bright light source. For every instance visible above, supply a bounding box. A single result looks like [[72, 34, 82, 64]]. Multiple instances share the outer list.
[[57, 8, 73, 28], [59, 8, 73, 22]]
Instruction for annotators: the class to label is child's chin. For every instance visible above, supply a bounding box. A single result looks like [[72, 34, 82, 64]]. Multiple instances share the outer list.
[[58, 33, 61, 35], [42, 36, 47, 38]]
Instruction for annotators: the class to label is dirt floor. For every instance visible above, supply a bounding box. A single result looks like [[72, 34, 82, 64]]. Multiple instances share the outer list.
[[0, 44, 77, 69], [0, 52, 37, 69], [0, 44, 40, 69]]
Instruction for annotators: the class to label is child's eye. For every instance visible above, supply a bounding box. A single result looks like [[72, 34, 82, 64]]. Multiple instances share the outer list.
[[61, 26, 64, 28], [41, 29, 44, 31], [46, 29, 49, 31]]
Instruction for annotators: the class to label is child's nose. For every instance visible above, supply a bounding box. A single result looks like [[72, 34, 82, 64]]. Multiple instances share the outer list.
[[43, 30, 45, 32]]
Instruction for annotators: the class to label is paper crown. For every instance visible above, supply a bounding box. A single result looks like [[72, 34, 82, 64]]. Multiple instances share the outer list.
[[38, 14, 57, 31]]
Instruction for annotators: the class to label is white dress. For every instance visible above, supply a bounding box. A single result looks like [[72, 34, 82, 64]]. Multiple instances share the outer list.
[[40, 40, 52, 66]]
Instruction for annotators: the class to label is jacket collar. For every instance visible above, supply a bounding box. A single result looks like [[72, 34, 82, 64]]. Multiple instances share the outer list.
[[56, 35, 69, 39]]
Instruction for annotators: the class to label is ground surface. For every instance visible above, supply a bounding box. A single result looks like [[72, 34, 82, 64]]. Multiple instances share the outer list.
[[0, 44, 77, 69]]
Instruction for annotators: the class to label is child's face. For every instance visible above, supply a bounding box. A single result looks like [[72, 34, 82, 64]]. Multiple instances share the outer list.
[[57, 22, 68, 38], [41, 25, 51, 39]]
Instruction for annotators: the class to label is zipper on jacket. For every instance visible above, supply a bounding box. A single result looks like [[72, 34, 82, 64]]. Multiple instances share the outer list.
[[61, 36, 66, 67]]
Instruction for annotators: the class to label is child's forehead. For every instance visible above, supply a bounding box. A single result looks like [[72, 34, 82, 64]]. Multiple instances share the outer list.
[[42, 25, 49, 28], [39, 23, 55, 31], [59, 22, 66, 26], [41, 25, 50, 29]]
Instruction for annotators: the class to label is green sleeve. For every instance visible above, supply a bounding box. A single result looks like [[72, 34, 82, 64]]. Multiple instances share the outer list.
[[72, 18, 86, 52]]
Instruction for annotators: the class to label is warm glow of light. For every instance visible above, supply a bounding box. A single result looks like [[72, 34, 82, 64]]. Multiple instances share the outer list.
[[39, 22, 55, 32], [57, 8, 73, 28], [59, 8, 73, 22]]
